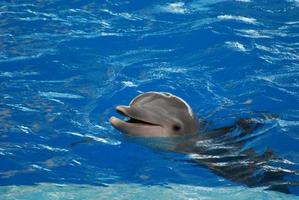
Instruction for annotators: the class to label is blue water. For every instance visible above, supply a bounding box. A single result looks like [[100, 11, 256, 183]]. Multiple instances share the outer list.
[[1, 0, 299, 199]]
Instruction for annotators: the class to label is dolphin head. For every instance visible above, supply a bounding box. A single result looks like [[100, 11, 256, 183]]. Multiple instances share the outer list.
[[109, 92, 200, 137]]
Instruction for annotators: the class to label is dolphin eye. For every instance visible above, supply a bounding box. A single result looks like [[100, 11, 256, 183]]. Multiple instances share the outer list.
[[173, 125, 181, 131]]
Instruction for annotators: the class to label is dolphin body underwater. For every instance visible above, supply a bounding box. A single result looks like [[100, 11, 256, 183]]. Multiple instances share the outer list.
[[110, 92, 298, 194]]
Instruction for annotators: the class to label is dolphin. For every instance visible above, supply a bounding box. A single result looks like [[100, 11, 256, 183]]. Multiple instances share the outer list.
[[109, 92, 299, 194], [110, 92, 201, 137]]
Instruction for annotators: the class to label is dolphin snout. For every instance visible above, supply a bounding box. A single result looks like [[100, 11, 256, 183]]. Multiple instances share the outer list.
[[116, 105, 130, 116], [109, 116, 121, 127]]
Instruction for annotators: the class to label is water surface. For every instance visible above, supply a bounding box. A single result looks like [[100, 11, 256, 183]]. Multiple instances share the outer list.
[[0, 0, 299, 199]]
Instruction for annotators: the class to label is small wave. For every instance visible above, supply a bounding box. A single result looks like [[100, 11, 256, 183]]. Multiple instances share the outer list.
[[47, 98, 65, 104], [156, 2, 187, 14], [253, 72, 299, 88], [30, 164, 51, 172], [0, 147, 11, 156], [262, 165, 296, 174], [255, 44, 276, 52], [287, 0, 299, 6], [225, 41, 247, 52], [235, 29, 272, 38], [217, 15, 257, 24], [277, 119, 299, 128], [37, 144, 68, 152], [0, 71, 39, 78], [17, 125, 32, 134], [0, 53, 44, 63], [94, 125, 108, 130], [152, 66, 187, 74], [39, 91, 84, 99], [18, 16, 48, 21], [235, 0, 251, 2], [66, 131, 121, 146], [255, 43, 299, 63], [71, 159, 81, 165], [100, 9, 142, 21], [122, 81, 138, 88], [6, 104, 39, 112], [285, 21, 299, 25]]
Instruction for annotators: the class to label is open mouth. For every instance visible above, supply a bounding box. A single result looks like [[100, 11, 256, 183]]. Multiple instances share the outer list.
[[125, 117, 159, 126], [116, 106, 160, 126], [110, 105, 165, 137]]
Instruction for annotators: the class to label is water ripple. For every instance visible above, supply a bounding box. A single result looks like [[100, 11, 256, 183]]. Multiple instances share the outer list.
[[39, 91, 84, 99], [0, 0, 298, 196], [156, 2, 188, 14], [217, 15, 258, 24]]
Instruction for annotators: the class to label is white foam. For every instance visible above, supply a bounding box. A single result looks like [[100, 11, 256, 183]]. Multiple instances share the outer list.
[[30, 164, 51, 172], [225, 41, 247, 52], [39, 91, 84, 99], [100, 9, 142, 21], [7, 104, 39, 112], [217, 15, 257, 24], [277, 119, 299, 127], [0, 71, 39, 78], [94, 125, 107, 130], [66, 131, 121, 146], [66, 131, 84, 137], [122, 81, 138, 87], [17, 125, 32, 134], [72, 159, 81, 165], [38, 144, 68, 152], [157, 2, 187, 14], [236, 29, 272, 38]]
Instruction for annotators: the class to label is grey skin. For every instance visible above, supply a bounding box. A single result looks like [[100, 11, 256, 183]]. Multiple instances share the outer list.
[[110, 92, 298, 194], [110, 92, 201, 137]]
